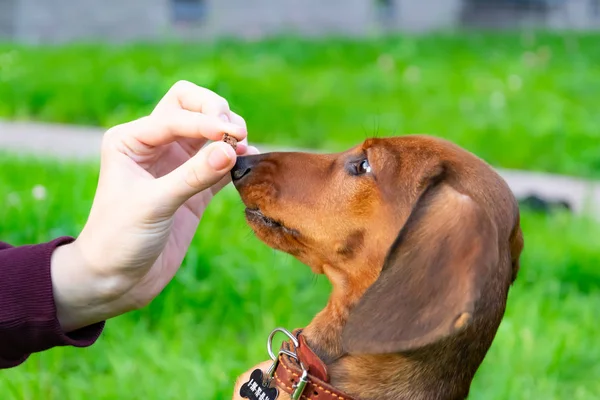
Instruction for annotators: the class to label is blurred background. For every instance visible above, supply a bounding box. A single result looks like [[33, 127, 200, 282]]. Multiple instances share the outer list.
[[1, 0, 599, 399]]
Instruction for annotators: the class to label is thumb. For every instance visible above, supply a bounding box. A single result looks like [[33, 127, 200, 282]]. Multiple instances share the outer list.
[[158, 141, 237, 209]]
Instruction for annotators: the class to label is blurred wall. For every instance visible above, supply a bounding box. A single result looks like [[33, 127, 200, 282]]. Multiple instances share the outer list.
[[390, 0, 464, 32], [0, 0, 17, 38], [461, 0, 600, 29], [202, 0, 374, 38], [1, 0, 600, 44], [10, 0, 170, 43]]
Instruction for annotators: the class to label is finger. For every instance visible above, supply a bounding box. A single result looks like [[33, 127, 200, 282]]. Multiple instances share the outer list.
[[178, 135, 247, 158], [235, 142, 248, 155], [110, 110, 247, 153], [210, 144, 260, 196], [157, 141, 237, 210], [153, 80, 232, 119], [246, 145, 260, 155], [229, 111, 250, 155], [177, 110, 249, 156], [229, 111, 247, 129], [210, 174, 233, 197]]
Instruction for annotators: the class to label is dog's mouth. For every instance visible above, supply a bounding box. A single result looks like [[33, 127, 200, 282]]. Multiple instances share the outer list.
[[244, 207, 299, 236]]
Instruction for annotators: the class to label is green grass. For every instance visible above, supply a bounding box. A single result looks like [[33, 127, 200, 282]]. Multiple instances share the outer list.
[[1, 31, 600, 178], [1, 31, 599, 398], [0, 152, 599, 399]]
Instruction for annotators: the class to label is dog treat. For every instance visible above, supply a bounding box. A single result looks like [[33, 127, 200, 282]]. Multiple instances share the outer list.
[[223, 133, 238, 150]]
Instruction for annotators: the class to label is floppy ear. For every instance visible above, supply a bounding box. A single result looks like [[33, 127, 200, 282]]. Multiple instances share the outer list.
[[341, 179, 499, 355]]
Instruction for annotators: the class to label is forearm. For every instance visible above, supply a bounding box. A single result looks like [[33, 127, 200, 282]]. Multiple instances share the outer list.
[[0, 237, 105, 369]]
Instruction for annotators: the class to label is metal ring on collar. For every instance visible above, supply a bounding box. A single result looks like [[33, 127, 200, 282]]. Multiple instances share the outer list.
[[267, 327, 300, 361]]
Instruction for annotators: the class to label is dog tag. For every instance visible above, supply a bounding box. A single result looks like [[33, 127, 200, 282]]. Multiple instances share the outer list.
[[239, 369, 279, 400]]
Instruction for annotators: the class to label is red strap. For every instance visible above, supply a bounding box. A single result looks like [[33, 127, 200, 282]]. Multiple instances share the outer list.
[[273, 351, 354, 400], [271, 331, 354, 400], [296, 332, 329, 382]]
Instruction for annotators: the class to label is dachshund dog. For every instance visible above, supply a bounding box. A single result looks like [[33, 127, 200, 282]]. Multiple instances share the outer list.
[[229, 135, 524, 400]]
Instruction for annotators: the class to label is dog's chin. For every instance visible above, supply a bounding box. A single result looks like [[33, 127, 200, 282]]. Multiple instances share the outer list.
[[245, 208, 286, 230], [244, 207, 301, 246]]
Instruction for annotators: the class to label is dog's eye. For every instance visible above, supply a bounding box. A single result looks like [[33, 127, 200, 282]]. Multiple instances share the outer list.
[[355, 159, 371, 175]]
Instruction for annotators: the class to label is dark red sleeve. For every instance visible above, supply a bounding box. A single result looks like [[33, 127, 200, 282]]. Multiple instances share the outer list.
[[0, 237, 105, 369]]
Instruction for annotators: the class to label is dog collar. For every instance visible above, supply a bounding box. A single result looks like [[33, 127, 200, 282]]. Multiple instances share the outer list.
[[239, 327, 356, 400]]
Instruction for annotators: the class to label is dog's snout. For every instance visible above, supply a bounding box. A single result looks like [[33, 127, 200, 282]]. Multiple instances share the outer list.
[[231, 154, 265, 183]]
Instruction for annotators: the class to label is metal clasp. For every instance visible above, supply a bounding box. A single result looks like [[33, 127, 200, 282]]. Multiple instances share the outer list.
[[291, 368, 309, 400], [264, 327, 309, 399]]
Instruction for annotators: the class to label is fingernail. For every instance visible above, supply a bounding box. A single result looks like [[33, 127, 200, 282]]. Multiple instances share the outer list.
[[208, 145, 234, 170], [219, 113, 230, 123]]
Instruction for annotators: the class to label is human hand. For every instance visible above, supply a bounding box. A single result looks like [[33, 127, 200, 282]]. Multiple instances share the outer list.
[[51, 81, 259, 332]]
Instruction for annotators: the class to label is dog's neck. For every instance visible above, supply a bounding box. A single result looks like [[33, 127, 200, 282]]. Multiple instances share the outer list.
[[290, 253, 489, 400], [300, 298, 479, 400], [325, 349, 477, 400]]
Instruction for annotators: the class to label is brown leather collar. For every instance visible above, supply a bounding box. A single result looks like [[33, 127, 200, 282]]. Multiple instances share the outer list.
[[271, 329, 355, 400]]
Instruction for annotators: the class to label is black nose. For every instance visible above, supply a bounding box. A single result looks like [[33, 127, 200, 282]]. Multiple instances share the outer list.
[[231, 154, 264, 182]]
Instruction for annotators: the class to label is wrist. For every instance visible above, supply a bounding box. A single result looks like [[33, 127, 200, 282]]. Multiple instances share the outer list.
[[50, 240, 132, 332]]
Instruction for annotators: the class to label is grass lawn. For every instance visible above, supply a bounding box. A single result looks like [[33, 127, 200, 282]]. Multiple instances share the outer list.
[[0, 152, 599, 399], [1, 31, 600, 179]]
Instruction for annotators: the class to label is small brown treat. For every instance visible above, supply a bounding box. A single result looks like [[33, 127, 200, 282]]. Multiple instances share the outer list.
[[223, 133, 238, 150]]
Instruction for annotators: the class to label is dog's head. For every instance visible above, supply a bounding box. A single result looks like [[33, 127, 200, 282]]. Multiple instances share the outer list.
[[231, 135, 523, 398]]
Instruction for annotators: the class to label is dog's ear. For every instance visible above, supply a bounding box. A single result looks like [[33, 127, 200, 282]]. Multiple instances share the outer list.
[[341, 177, 499, 355]]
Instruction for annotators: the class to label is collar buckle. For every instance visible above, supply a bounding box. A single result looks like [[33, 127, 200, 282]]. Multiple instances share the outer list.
[[265, 327, 308, 399]]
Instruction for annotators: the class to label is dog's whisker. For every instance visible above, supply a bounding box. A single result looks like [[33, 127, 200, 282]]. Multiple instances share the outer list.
[[374, 113, 381, 139], [310, 274, 320, 288], [360, 120, 371, 141]]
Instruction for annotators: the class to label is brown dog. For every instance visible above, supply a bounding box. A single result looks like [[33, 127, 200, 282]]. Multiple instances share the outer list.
[[230, 135, 524, 400]]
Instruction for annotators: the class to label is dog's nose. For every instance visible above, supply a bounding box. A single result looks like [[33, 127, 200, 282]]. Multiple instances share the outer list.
[[231, 154, 265, 182]]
